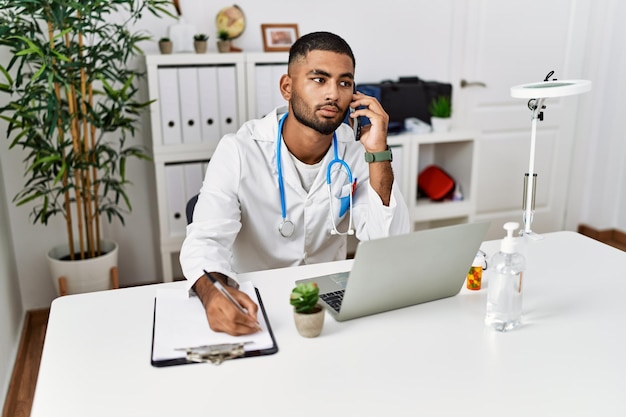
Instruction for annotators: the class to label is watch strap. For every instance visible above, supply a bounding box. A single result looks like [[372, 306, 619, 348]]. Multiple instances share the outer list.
[[364, 146, 393, 163]]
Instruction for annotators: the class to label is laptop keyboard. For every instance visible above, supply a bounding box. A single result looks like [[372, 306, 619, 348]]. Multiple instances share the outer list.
[[320, 290, 345, 312]]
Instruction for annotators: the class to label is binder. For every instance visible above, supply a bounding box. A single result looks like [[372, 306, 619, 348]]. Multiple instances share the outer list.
[[183, 162, 204, 204], [271, 64, 288, 110], [254, 64, 274, 119], [164, 164, 187, 237], [151, 281, 278, 366], [254, 63, 287, 119], [197, 66, 221, 146], [216, 65, 238, 135], [157, 68, 183, 145], [177, 67, 202, 144]]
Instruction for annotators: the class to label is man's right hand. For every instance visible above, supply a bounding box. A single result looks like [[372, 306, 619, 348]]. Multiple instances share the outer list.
[[193, 273, 261, 336]]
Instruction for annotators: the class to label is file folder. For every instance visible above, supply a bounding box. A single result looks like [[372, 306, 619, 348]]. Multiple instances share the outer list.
[[197, 66, 221, 146], [177, 67, 202, 144], [216, 65, 238, 135], [164, 164, 187, 237], [151, 281, 278, 367], [157, 68, 183, 145], [254, 64, 274, 119]]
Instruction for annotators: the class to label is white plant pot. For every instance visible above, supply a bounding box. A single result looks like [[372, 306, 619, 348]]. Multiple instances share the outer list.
[[430, 117, 452, 133], [47, 240, 118, 296], [293, 305, 325, 338]]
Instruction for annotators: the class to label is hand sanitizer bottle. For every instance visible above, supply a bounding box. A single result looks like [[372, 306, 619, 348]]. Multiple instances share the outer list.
[[485, 222, 525, 332]]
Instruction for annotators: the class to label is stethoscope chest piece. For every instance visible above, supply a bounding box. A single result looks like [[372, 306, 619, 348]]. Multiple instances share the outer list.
[[279, 219, 295, 238]]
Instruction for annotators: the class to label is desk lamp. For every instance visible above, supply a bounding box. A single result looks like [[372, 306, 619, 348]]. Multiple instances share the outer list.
[[510, 73, 591, 238]]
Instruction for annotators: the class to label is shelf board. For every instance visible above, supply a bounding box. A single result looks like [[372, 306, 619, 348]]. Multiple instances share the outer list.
[[412, 199, 473, 221]]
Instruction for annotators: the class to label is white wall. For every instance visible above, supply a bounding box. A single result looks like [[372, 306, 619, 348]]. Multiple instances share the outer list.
[[0, 156, 24, 411], [574, 0, 626, 231], [0, 0, 624, 311]]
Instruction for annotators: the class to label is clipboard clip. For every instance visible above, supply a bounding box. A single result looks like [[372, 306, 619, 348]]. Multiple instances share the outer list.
[[176, 342, 250, 365]]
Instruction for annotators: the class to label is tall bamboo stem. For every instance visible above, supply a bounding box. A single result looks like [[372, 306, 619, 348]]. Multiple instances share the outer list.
[[89, 83, 102, 254], [64, 32, 86, 259], [76, 15, 96, 258], [47, 21, 76, 261]]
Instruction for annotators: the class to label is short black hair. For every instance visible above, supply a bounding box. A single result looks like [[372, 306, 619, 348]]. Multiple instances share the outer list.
[[288, 31, 355, 69]]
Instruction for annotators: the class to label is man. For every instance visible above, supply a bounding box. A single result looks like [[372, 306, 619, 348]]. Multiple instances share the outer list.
[[180, 31, 410, 335]]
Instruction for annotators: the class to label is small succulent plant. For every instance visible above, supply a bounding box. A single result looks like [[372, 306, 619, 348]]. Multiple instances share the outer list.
[[428, 95, 452, 118], [290, 282, 320, 314]]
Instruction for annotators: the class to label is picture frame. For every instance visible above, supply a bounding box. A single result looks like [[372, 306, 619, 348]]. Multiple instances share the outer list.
[[261, 24, 300, 52]]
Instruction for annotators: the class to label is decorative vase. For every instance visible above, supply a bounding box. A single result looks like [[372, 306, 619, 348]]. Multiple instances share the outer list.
[[430, 116, 452, 133], [47, 240, 119, 296], [217, 40, 231, 53], [193, 40, 207, 54], [159, 41, 173, 54], [293, 304, 325, 338]]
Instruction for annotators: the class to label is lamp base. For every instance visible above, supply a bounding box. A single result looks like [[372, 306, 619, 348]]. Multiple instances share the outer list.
[[519, 230, 544, 241]]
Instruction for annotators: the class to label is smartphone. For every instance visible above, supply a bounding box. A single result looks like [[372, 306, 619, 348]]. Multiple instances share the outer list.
[[350, 107, 362, 141], [351, 84, 362, 141]]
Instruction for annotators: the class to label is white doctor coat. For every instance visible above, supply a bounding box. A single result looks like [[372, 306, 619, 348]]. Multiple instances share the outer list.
[[180, 107, 410, 285]]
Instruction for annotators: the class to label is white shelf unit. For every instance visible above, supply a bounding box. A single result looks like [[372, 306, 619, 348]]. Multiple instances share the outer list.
[[387, 130, 479, 231]]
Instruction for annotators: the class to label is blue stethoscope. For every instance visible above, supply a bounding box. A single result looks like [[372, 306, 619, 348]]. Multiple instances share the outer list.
[[276, 112, 355, 237]]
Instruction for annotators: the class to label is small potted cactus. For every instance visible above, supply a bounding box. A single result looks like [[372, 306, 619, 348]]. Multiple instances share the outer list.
[[158, 37, 173, 54], [193, 33, 208, 53], [290, 282, 324, 337], [217, 29, 231, 53]]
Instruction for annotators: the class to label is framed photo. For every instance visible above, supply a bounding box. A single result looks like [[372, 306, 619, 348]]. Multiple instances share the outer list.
[[261, 24, 299, 52]]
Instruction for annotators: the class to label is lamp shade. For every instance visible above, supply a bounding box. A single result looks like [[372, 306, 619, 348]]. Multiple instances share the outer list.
[[511, 79, 591, 99]]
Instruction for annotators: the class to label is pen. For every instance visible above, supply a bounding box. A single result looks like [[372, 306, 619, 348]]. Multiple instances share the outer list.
[[202, 270, 261, 329]]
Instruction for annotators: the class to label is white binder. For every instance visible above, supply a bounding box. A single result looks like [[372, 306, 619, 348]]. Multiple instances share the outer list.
[[254, 64, 274, 119], [197, 66, 221, 146], [216, 65, 238, 135], [183, 162, 204, 207], [177, 68, 202, 144], [157, 68, 183, 145], [254, 63, 287, 119], [164, 164, 187, 237], [271, 64, 287, 111]]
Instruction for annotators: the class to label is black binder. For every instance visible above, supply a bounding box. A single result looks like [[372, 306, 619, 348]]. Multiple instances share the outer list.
[[150, 283, 278, 367]]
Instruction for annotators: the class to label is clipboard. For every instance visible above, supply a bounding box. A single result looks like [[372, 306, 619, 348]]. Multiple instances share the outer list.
[[151, 281, 278, 367]]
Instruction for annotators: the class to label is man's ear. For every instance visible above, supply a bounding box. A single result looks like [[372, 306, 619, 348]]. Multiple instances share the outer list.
[[279, 74, 292, 100]]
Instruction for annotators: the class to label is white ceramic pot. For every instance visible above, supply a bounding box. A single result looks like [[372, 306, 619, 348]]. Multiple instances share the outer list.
[[47, 240, 118, 296], [430, 116, 452, 133], [293, 305, 325, 338]]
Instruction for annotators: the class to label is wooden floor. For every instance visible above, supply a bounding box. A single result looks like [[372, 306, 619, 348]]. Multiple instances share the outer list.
[[2, 226, 623, 416], [2, 309, 49, 417]]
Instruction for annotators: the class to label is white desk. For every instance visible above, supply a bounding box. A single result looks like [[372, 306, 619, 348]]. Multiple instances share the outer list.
[[31, 232, 626, 417]]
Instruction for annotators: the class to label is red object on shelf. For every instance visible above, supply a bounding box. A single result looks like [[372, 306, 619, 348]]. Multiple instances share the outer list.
[[417, 165, 455, 201]]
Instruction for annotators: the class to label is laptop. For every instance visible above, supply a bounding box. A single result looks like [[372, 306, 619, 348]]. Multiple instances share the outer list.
[[296, 221, 489, 321]]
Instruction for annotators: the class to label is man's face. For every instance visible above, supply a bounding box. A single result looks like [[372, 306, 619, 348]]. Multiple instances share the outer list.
[[288, 50, 355, 135]]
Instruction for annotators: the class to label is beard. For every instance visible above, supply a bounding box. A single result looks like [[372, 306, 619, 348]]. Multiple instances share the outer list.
[[290, 90, 348, 135]]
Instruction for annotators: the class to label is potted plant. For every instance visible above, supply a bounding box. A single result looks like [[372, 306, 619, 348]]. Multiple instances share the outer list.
[[159, 37, 173, 54], [217, 29, 231, 53], [193, 33, 208, 54], [0, 0, 172, 295], [428, 95, 452, 132], [290, 282, 325, 338]]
